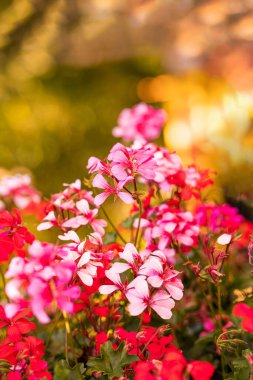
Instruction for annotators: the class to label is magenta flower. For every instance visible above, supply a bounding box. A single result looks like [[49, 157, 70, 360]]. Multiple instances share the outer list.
[[108, 143, 157, 181], [112, 103, 166, 143]]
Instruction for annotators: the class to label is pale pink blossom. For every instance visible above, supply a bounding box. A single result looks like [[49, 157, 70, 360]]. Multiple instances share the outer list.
[[0, 174, 41, 209], [217, 233, 232, 245], [126, 277, 175, 319], [111, 243, 139, 274], [92, 174, 134, 206], [112, 103, 166, 143], [139, 257, 184, 300]]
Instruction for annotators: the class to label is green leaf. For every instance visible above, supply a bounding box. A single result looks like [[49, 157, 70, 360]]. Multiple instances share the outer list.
[[226, 356, 251, 380], [86, 341, 139, 379], [53, 359, 84, 380]]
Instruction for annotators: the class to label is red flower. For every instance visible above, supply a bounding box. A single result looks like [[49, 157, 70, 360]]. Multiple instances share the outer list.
[[0, 306, 36, 342], [0, 209, 34, 262], [187, 360, 215, 380], [232, 303, 253, 332]]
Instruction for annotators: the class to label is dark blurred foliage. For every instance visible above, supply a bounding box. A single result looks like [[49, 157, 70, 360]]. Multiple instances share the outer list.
[[0, 58, 162, 195]]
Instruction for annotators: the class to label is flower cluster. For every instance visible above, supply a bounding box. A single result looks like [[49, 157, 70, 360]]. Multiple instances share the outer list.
[[99, 243, 183, 319], [0, 103, 252, 380], [5, 241, 80, 323], [0, 306, 51, 380], [112, 102, 166, 143], [0, 174, 41, 210]]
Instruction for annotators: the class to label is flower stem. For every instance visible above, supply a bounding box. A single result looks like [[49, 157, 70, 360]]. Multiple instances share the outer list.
[[0, 266, 9, 302], [100, 205, 127, 244], [134, 200, 142, 248], [63, 311, 83, 379]]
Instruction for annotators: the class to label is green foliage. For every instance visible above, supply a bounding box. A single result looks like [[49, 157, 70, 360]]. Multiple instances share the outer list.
[[86, 341, 139, 379], [225, 353, 251, 380], [53, 360, 85, 380], [0, 359, 11, 374]]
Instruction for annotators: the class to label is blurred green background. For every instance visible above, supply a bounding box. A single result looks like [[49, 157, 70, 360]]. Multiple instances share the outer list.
[[0, 0, 253, 207]]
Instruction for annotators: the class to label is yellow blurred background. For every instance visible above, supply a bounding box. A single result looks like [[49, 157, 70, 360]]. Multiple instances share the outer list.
[[0, 0, 253, 213]]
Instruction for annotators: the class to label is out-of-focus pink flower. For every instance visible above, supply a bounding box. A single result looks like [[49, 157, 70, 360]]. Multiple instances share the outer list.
[[112, 103, 166, 143], [0, 174, 41, 209], [5, 241, 80, 323]]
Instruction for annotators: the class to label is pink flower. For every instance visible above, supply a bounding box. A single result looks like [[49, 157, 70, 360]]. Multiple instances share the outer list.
[[99, 269, 138, 295], [0, 174, 41, 209], [37, 211, 58, 231], [126, 277, 175, 319], [111, 243, 139, 274], [92, 174, 134, 206], [108, 143, 157, 181], [112, 103, 166, 143], [5, 241, 80, 323], [62, 199, 107, 235], [139, 257, 184, 301]]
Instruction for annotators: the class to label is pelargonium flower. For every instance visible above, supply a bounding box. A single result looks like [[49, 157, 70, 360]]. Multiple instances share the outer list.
[[5, 241, 80, 323], [108, 143, 157, 181], [0, 306, 36, 342], [112, 103, 166, 143], [196, 203, 244, 234], [126, 276, 175, 319], [139, 257, 184, 300], [0, 174, 41, 209], [0, 209, 34, 263], [37, 181, 107, 235], [140, 204, 199, 250], [92, 174, 134, 206], [232, 303, 253, 332]]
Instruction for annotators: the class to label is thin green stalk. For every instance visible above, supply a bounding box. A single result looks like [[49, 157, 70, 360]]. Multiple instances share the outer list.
[[101, 205, 127, 244], [217, 285, 226, 377], [134, 200, 142, 248], [217, 285, 223, 328], [63, 311, 83, 379], [45, 311, 62, 349], [0, 266, 9, 302]]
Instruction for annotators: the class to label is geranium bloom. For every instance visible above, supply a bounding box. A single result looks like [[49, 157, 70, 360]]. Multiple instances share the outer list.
[[0, 174, 41, 209], [139, 257, 184, 300], [5, 241, 80, 323], [62, 199, 107, 235], [99, 269, 139, 295], [232, 303, 253, 332], [140, 204, 199, 250], [108, 143, 157, 181], [126, 277, 175, 319], [92, 174, 134, 206], [111, 243, 140, 274], [0, 306, 36, 342], [0, 209, 34, 262], [112, 103, 166, 143]]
